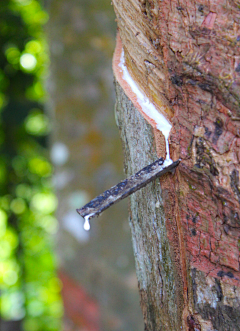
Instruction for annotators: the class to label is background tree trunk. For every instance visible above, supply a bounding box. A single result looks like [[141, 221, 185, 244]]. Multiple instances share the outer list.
[[46, 0, 143, 330], [112, 0, 240, 330]]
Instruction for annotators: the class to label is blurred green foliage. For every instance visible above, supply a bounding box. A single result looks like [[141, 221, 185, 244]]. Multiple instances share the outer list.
[[0, 0, 63, 330]]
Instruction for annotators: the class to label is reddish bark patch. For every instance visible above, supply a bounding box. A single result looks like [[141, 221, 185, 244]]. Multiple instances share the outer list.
[[201, 12, 217, 30], [113, 0, 240, 327]]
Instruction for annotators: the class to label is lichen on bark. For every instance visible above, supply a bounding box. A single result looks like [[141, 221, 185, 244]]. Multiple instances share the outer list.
[[115, 81, 184, 330]]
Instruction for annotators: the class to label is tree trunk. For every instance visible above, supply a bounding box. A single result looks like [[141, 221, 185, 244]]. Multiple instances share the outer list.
[[112, 1, 240, 330], [46, 0, 143, 329]]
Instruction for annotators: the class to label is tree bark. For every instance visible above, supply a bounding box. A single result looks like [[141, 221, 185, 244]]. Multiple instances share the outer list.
[[112, 1, 240, 330]]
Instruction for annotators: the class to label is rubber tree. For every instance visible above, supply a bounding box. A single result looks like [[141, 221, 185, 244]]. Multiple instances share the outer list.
[[111, 1, 240, 330]]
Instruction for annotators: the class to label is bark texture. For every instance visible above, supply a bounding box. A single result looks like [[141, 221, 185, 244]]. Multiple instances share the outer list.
[[115, 81, 184, 329], [113, 0, 240, 330]]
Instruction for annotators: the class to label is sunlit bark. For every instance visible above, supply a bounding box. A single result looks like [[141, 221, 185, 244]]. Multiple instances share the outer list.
[[113, 1, 240, 330]]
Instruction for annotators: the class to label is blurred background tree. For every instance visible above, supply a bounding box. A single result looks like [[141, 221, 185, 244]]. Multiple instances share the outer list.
[[46, 0, 143, 329], [0, 0, 143, 330], [0, 0, 62, 330]]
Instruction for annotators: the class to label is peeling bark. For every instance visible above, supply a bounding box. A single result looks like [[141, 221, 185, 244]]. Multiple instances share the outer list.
[[112, 0, 240, 330]]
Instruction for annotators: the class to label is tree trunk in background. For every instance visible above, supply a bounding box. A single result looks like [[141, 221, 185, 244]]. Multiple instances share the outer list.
[[112, 1, 240, 330], [46, 0, 143, 330], [0, 319, 22, 331]]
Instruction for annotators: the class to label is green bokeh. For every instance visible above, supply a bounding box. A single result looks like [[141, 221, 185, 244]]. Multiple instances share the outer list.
[[0, 0, 63, 330]]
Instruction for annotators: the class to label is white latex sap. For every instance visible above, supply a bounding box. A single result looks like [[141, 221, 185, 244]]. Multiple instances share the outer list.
[[83, 213, 94, 231], [119, 50, 172, 166]]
